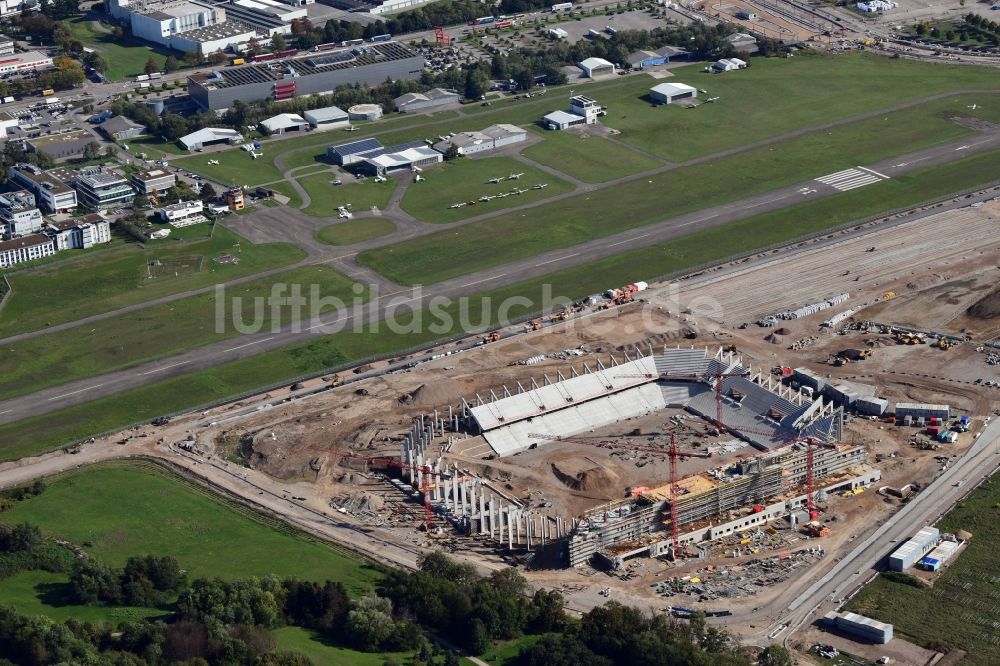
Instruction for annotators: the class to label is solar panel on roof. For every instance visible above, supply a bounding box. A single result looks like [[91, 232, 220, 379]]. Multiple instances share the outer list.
[[330, 138, 382, 156], [308, 52, 357, 67]]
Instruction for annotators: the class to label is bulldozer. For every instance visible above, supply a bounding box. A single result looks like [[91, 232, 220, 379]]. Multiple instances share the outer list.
[[934, 337, 951, 350]]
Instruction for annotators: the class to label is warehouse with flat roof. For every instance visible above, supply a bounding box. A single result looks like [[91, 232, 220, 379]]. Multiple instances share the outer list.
[[649, 82, 697, 104], [187, 42, 424, 111], [889, 526, 939, 571], [823, 611, 893, 644]]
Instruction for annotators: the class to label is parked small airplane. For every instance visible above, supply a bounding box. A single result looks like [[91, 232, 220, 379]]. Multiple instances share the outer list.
[[414, 174, 425, 182], [531, 183, 548, 190], [449, 202, 466, 208], [343, 125, 359, 131], [967, 104, 979, 110], [207, 159, 219, 165], [508, 172, 524, 180], [487, 177, 502, 184]]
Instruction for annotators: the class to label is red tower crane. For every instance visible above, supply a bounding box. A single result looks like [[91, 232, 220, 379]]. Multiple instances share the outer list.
[[433, 26, 451, 47], [340, 454, 449, 532]]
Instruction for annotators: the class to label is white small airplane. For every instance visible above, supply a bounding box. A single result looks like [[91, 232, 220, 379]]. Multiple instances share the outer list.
[[699, 88, 708, 94], [508, 172, 524, 180], [479, 195, 495, 202], [374, 174, 387, 183], [705, 97, 720, 103], [487, 177, 502, 184], [967, 104, 978, 110], [332, 179, 342, 186], [208, 159, 219, 165], [414, 174, 424, 182], [344, 125, 359, 131], [496, 192, 510, 198], [512, 187, 526, 195], [531, 183, 548, 190], [449, 202, 466, 208], [250, 151, 261, 159]]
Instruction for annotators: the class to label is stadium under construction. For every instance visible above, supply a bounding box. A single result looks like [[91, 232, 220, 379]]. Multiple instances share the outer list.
[[385, 346, 880, 568]]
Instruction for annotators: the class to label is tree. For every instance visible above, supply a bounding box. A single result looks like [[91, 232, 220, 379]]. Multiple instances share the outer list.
[[346, 597, 395, 651], [199, 182, 218, 202], [163, 55, 180, 73], [83, 142, 101, 161], [103, 145, 116, 158], [0, 522, 42, 552], [465, 618, 491, 656], [271, 33, 287, 52], [759, 645, 793, 666], [443, 143, 460, 161], [144, 56, 159, 75]]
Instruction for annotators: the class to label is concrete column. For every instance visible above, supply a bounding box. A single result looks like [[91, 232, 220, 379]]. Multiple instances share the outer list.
[[479, 488, 487, 535], [488, 497, 496, 537], [525, 512, 531, 549], [507, 511, 514, 549]]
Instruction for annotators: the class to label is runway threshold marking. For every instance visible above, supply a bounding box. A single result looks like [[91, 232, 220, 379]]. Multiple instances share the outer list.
[[815, 166, 889, 191]]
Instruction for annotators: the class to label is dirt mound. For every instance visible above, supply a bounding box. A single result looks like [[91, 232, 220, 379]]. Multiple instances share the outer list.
[[550, 461, 620, 495], [966, 287, 1000, 320], [407, 377, 464, 407], [764, 333, 784, 344], [774, 327, 791, 335]]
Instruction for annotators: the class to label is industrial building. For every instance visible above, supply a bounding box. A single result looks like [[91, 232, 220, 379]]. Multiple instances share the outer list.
[[0, 111, 17, 139], [0, 233, 54, 267], [895, 403, 950, 422], [0, 50, 53, 74], [432, 124, 526, 156], [259, 112, 307, 135], [46, 215, 111, 251], [10, 164, 77, 213], [132, 168, 177, 196], [303, 105, 349, 130], [823, 611, 893, 644], [919, 539, 959, 571], [178, 127, 243, 150], [0, 191, 43, 238], [0, 34, 13, 55], [360, 145, 441, 176], [27, 129, 95, 161], [98, 116, 145, 141], [73, 167, 135, 211], [327, 137, 385, 165], [394, 88, 460, 113], [348, 104, 382, 121], [578, 57, 616, 78], [109, 0, 257, 55], [649, 82, 697, 105], [713, 57, 748, 72], [888, 526, 939, 571], [187, 42, 424, 111], [542, 95, 606, 130]]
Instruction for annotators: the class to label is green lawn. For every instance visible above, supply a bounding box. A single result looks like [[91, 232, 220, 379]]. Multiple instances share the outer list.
[[521, 130, 663, 182], [601, 53, 1000, 161], [477, 635, 542, 665], [273, 626, 414, 665], [64, 18, 170, 82], [0, 570, 162, 624], [399, 156, 574, 224], [0, 226, 305, 339], [0, 461, 382, 591], [267, 181, 304, 209], [0, 148, 997, 462], [846, 476, 1000, 665], [315, 219, 397, 246], [299, 172, 397, 217], [357, 97, 977, 285], [122, 135, 182, 160], [173, 147, 283, 188], [0, 265, 363, 402]]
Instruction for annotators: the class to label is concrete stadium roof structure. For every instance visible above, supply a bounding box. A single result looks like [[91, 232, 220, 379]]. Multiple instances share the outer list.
[[469, 347, 843, 457]]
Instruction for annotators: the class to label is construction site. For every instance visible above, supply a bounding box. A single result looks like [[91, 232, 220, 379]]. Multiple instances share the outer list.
[[112, 194, 998, 617]]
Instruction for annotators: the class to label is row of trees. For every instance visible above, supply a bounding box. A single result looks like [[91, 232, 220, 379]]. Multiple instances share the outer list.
[[70, 555, 188, 608]]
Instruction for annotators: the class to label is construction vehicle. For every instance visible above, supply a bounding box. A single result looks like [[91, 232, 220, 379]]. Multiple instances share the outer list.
[[802, 520, 831, 538], [526, 319, 541, 331], [883, 290, 896, 300], [481, 331, 501, 344], [934, 337, 951, 350]]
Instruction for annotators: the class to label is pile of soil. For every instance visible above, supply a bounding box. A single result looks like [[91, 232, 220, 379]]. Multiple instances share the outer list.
[[774, 327, 792, 335], [764, 333, 784, 345], [966, 287, 1000, 320], [408, 377, 464, 407], [550, 461, 620, 496]]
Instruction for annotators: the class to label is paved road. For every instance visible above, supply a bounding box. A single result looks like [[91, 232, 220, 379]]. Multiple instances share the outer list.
[[731, 418, 1000, 647], [1, 131, 999, 426]]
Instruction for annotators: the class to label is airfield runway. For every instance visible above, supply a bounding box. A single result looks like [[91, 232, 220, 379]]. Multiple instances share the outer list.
[[1, 131, 998, 427]]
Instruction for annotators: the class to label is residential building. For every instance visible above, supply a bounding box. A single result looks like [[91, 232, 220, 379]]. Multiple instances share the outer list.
[[159, 200, 206, 227], [393, 88, 460, 113], [0, 34, 14, 56], [432, 124, 527, 156], [187, 42, 424, 112], [0, 233, 54, 267], [46, 214, 112, 250], [74, 167, 135, 210], [99, 115, 145, 141], [303, 105, 349, 130], [0, 50, 53, 74], [10, 164, 77, 213], [0, 190, 43, 238], [132, 168, 176, 196]]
